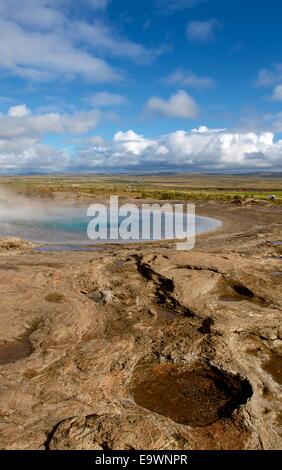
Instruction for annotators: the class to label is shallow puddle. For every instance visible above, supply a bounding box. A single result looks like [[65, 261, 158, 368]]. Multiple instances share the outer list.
[[154, 306, 178, 320], [131, 366, 252, 427], [263, 353, 282, 386], [0, 333, 33, 365], [33, 244, 103, 253]]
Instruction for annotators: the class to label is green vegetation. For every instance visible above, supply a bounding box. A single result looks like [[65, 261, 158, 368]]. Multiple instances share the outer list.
[[140, 189, 282, 204], [0, 174, 281, 204]]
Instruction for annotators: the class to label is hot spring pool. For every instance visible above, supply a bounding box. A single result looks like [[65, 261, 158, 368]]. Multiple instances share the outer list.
[[0, 204, 222, 245]]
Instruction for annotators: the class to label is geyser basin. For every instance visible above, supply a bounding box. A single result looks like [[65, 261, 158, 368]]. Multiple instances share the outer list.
[[131, 365, 252, 427], [0, 204, 221, 244]]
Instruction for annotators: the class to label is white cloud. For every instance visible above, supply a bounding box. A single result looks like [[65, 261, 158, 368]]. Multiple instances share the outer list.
[[256, 64, 282, 87], [88, 92, 127, 107], [256, 65, 282, 100], [0, 0, 66, 30], [145, 90, 199, 119], [0, 136, 69, 172], [103, 128, 282, 170], [165, 69, 215, 89], [114, 130, 144, 142], [186, 19, 222, 42], [0, 101, 107, 172], [86, 135, 106, 146], [1, 124, 281, 173], [191, 125, 226, 133], [8, 104, 31, 117], [0, 104, 102, 138], [0, 18, 119, 83], [114, 130, 157, 155], [271, 84, 282, 101], [74, 21, 161, 64], [0, 0, 160, 83]]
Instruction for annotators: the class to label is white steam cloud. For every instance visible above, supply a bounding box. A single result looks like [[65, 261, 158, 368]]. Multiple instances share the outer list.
[[0, 188, 77, 223]]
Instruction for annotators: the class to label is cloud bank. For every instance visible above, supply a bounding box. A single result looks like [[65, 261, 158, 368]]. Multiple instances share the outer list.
[[88, 127, 281, 171], [0, 106, 281, 173]]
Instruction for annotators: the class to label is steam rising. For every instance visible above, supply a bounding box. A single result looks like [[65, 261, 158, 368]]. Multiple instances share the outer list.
[[0, 188, 74, 222], [0, 188, 84, 243]]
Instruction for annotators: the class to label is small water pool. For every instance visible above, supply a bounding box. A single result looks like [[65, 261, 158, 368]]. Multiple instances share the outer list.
[[0, 205, 222, 245]]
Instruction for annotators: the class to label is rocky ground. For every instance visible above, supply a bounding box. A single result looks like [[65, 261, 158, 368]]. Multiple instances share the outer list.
[[0, 202, 281, 450]]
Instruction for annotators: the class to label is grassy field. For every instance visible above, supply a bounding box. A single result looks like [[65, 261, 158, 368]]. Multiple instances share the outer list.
[[0, 173, 282, 204]]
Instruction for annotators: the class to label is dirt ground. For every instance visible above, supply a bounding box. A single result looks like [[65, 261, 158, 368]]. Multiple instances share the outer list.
[[0, 201, 281, 450]]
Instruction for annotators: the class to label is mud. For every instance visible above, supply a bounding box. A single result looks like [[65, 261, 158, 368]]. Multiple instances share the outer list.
[[263, 353, 282, 386], [0, 333, 33, 365], [131, 365, 252, 427], [45, 293, 65, 303], [153, 305, 179, 320]]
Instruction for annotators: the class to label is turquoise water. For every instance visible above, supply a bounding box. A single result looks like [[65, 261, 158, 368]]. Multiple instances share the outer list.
[[0, 206, 222, 244]]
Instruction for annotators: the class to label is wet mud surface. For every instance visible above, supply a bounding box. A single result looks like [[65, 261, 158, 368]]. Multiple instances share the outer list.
[[131, 365, 252, 427], [263, 353, 282, 386], [0, 333, 33, 365]]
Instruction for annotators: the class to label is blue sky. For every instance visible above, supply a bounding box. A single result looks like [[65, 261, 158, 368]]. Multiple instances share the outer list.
[[0, 0, 282, 173]]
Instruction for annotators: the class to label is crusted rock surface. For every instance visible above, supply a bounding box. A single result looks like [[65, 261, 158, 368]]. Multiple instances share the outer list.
[[0, 203, 281, 450]]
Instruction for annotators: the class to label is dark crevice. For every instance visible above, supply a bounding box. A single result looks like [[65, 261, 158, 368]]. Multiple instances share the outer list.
[[137, 258, 199, 318], [99, 441, 111, 450], [174, 265, 223, 275], [232, 284, 255, 298], [43, 418, 76, 450], [198, 317, 214, 334]]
